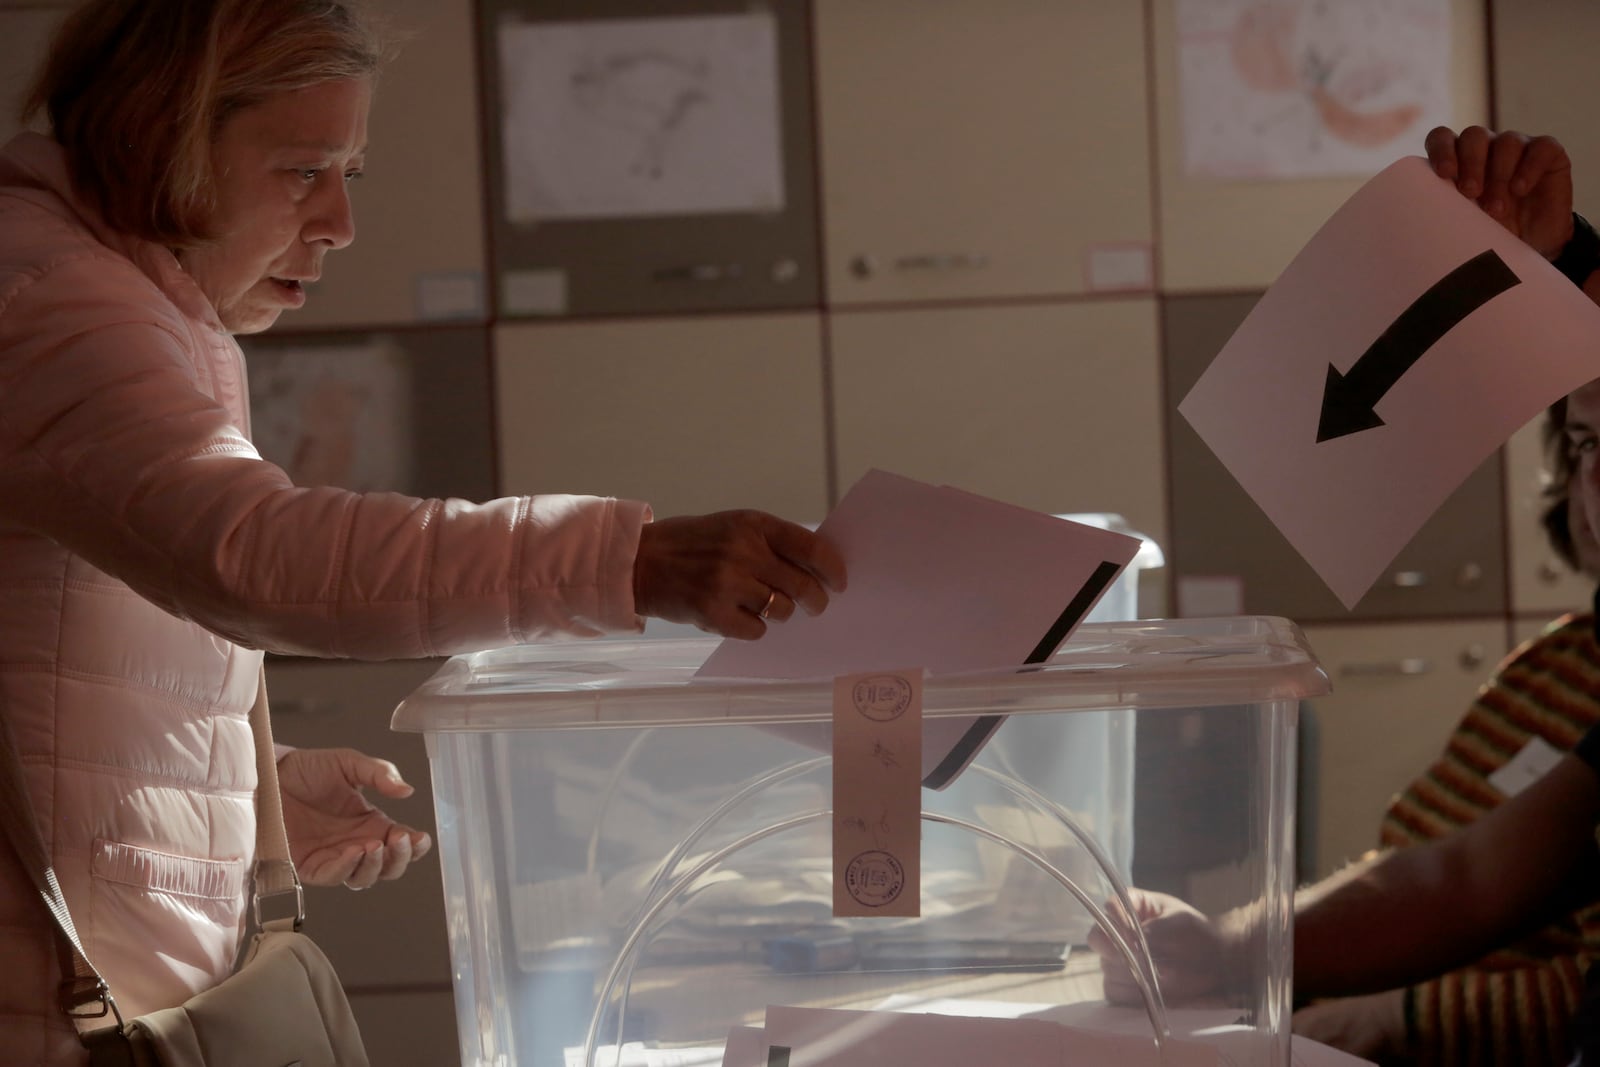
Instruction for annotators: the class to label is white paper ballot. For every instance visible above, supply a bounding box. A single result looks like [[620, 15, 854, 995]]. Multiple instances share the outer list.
[[696, 470, 1141, 788], [754, 1004, 1226, 1067], [1180, 156, 1600, 609]]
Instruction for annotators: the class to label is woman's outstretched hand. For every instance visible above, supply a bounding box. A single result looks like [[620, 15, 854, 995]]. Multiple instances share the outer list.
[[278, 747, 432, 890], [633, 510, 847, 640]]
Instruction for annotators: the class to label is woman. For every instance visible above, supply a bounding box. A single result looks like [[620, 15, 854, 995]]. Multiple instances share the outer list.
[[0, 2, 844, 1063]]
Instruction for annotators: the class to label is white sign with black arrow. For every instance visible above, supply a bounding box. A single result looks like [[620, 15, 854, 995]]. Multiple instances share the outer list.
[[1180, 155, 1600, 610]]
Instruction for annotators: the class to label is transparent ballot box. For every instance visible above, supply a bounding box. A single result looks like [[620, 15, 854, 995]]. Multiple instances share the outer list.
[[392, 617, 1326, 1067]]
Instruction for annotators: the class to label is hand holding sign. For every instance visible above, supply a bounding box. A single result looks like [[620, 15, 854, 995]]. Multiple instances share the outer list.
[[1180, 155, 1600, 609]]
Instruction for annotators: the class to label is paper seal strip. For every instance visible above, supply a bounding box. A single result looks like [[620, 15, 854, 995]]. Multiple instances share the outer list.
[[833, 669, 922, 917]]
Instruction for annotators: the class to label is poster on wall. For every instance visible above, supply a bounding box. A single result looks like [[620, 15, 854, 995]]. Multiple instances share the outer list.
[[497, 12, 786, 222], [1176, 0, 1452, 179], [247, 340, 414, 492]]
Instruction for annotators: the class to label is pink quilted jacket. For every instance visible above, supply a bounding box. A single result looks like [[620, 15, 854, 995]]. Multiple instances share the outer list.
[[0, 131, 649, 1065]]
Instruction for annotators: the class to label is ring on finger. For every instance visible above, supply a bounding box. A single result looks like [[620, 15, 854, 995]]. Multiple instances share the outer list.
[[758, 588, 779, 619]]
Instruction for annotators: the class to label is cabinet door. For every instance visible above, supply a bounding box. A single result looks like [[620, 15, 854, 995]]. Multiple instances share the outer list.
[[264, 658, 453, 989], [1494, 0, 1600, 213], [1151, 0, 1490, 292], [0, 6, 68, 144], [1299, 620, 1508, 879], [1164, 292, 1508, 621], [813, 1, 1153, 306], [481, 0, 821, 317], [494, 314, 829, 519], [348, 991, 460, 1067], [292, 0, 489, 329], [830, 299, 1167, 543], [1496, 2, 1600, 623], [241, 327, 497, 501]]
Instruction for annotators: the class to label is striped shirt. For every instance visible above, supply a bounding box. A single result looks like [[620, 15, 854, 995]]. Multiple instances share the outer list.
[[1380, 613, 1600, 1066]]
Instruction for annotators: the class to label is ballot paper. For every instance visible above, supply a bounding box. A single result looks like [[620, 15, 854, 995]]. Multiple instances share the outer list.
[[721, 1001, 1377, 1067], [1179, 155, 1600, 609], [695, 469, 1142, 788], [724, 1004, 1223, 1067]]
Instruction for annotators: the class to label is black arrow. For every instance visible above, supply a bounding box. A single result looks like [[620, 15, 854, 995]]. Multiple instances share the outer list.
[[1317, 248, 1521, 443]]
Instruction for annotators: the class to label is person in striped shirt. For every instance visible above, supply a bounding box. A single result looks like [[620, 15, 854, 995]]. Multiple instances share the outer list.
[[1294, 493, 1600, 1063], [1094, 126, 1600, 1066]]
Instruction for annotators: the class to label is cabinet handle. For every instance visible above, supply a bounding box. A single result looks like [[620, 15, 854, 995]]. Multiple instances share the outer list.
[[1458, 643, 1487, 671], [1390, 570, 1428, 588], [653, 263, 745, 283], [1339, 658, 1432, 677], [849, 252, 990, 279], [1454, 562, 1483, 589]]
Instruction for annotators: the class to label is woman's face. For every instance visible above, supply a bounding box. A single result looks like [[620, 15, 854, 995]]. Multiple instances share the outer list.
[[1569, 470, 1600, 580], [178, 77, 371, 334], [1563, 376, 1600, 578]]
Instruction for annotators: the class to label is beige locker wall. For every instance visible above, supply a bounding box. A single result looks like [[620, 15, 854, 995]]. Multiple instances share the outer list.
[[0, 4, 67, 144], [8, 1, 1599, 1057]]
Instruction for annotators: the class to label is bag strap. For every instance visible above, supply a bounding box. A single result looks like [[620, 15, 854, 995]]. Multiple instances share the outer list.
[[0, 696, 115, 1026], [248, 666, 305, 929], [0, 665, 301, 1036]]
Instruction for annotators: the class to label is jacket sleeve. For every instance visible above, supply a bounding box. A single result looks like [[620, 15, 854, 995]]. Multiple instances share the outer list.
[[0, 254, 649, 659]]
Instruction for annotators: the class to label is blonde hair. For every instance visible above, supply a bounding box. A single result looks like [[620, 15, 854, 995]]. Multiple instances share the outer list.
[[23, 0, 387, 248]]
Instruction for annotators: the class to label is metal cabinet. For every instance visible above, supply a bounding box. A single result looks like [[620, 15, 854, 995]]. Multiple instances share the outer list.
[[812, 0, 1153, 306], [830, 299, 1168, 542], [1299, 620, 1509, 879], [1493, 0, 1600, 213], [480, 0, 822, 317], [0, 6, 68, 145], [494, 313, 829, 519]]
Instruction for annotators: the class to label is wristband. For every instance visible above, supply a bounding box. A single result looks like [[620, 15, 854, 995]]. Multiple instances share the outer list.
[[1552, 212, 1600, 289]]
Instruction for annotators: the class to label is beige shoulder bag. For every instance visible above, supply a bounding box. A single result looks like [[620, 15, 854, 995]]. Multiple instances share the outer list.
[[0, 671, 370, 1067]]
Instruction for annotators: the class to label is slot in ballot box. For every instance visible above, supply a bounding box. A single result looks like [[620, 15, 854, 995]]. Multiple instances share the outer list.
[[391, 616, 1326, 1067]]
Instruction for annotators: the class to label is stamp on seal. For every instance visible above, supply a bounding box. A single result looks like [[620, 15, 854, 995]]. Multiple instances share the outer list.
[[834, 667, 922, 916], [851, 674, 912, 722], [843, 849, 905, 908]]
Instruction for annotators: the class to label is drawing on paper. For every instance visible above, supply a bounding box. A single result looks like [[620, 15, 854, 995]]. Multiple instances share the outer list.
[[570, 49, 709, 181], [247, 339, 414, 492], [498, 13, 785, 221], [1177, 0, 1451, 179]]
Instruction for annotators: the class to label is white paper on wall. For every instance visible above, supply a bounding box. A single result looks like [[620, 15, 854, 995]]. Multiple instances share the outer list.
[[247, 339, 414, 492], [1176, 0, 1452, 179], [497, 13, 785, 222]]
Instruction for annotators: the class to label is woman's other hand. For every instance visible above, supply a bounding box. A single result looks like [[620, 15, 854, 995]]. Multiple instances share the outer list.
[[1292, 990, 1409, 1061], [1423, 124, 1574, 257], [277, 747, 432, 890], [1088, 888, 1230, 1006], [633, 510, 847, 640]]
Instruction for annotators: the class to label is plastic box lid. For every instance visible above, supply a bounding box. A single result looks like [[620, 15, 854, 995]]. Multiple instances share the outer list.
[[392, 615, 1328, 733]]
